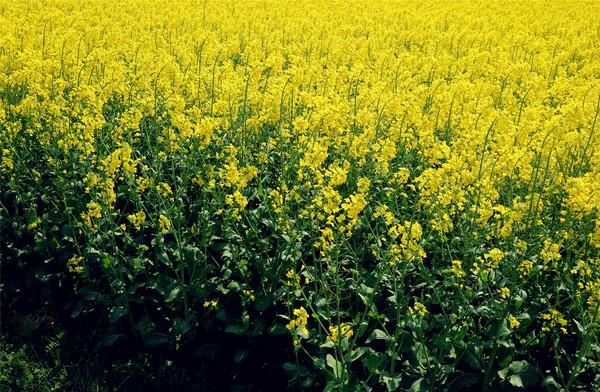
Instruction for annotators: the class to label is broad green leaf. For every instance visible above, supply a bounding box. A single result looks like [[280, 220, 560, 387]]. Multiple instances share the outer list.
[[408, 377, 431, 392], [326, 354, 343, 379], [108, 306, 128, 323], [345, 347, 366, 363], [143, 332, 169, 346], [498, 360, 540, 388], [383, 375, 402, 391], [366, 328, 389, 343], [165, 286, 181, 302]]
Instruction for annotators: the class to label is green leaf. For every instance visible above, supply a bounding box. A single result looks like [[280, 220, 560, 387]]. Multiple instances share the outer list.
[[414, 342, 430, 367], [225, 324, 246, 335], [463, 348, 483, 371], [499, 354, 513, 368], [165, 286, 181, 302], [541, 376, 559, 388], [108, 306, 128, 323], [366, 328, 389, 343], [498, 360, 540, 388], [397, 331, 414, 352], [99, 333, 124, 347], [447, 373, 480, 389], [488, 319, 510, 339], [345, 347, 366, 363], [362, 349, 385, 373], [173, 318, 191, 336], [573, 319, 584, 334], [508, 375, 525, 388], [320, 340, 335, 349], [254, 295, 271, 312], [143, 333, 169, 346], [316, 298, 329, 318], [326, 354, 343, 379], [282, 362, 297, 373], [234, 349, 249, 364], [383, 374, 402, 391], [408, 377, 431, 392], [257, 181, 264, 198]]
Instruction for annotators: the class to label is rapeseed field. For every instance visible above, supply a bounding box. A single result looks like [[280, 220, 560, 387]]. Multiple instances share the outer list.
[[1, 1, 599, 390]]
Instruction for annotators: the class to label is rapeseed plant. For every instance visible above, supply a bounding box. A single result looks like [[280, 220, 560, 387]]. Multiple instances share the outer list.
[[1, 0, 598, 389]]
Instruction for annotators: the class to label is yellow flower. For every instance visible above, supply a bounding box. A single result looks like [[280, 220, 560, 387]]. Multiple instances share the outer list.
[[327, 323, 354, 344], [518, 260, 534, 277], [203, 299, 218, 310], [137, 177, 151, 192], [507, 314, 520, 329], [540, 240, 561, 263], [81, 202, 102, 226], [156, 182, 173, 200], [515, 239, 528, 254], [391, 168, 411, 186], [128, 210, 146, 231], [159, 214, 172, 234], [27, 219, 41, 230], [484, 248, 504, 268], [450, 260, 466, 279], [1, 149, 14, 171], [286, 306, 309, 345], [2, 0, 599, 371], [357, 177, 371, 193], [409, 301, 428, 318], [341, 193, 368, 232], [225, 190, 248, 220], [499, 287, 511, 300], [541, 309, 568, 334], [242, 289, 255, 301], [67, 256, 84, 273], [219, 156, 258, 189], [286, 269, 301, 288]]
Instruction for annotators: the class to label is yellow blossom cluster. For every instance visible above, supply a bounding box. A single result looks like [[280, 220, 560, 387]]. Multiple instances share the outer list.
[[67, 256, 84, 273], [286, 307, 310, 346], [409, 301, 428, 318], [327, 323, 354, 344], [542, 309, 568, 334]]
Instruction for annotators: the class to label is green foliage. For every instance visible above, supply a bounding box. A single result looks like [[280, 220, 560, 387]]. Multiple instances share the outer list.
[[2, 104, 599, 389], [0, 339, 65, 392]]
